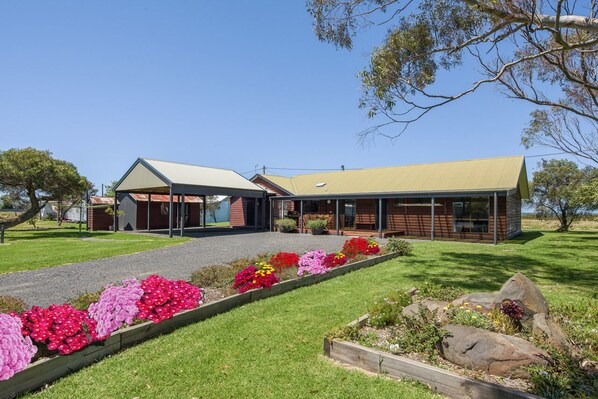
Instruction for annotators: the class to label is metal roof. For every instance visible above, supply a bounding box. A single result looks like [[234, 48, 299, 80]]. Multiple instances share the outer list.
[[258, 156, 529, 199], [114, 158, 265, 198], [129, 194, 202, 203], [89, 196, 116, 205]]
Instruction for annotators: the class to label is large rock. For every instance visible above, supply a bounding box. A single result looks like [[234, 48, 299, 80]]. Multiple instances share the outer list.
[[532, 313, 571, 352], [494, 273, 549, 320], [402, 299, 449, 323], [452, 292, 497, 312], [441, 324, 550, 378]]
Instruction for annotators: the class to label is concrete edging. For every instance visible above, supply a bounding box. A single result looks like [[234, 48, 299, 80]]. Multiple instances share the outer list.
[[0, 251, 400, 399], [324, 315, 543, 399]]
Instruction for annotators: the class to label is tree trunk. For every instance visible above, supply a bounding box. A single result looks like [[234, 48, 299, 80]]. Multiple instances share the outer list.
[[1, 192, 42, 229], [558, 209, 569, 232]]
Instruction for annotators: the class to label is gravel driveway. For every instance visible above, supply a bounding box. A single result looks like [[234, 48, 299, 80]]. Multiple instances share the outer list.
[[0, 231, 371, 307]]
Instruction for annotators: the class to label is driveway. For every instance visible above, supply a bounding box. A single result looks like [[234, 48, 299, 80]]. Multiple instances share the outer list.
[[0, 231, 373, 307]]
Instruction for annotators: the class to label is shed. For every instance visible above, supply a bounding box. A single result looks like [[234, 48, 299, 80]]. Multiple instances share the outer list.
[[113, 158, 265, 237]]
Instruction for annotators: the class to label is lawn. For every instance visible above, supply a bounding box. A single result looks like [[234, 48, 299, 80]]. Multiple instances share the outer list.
[[24, 229, 597, 399], [0, 221, 190, 274]]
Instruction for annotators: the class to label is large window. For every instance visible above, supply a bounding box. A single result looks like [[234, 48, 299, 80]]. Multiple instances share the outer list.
[[453, 197, 489, 233]]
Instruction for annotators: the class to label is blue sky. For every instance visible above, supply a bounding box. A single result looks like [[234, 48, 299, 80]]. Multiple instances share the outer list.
[[0, 1, 572, 189]]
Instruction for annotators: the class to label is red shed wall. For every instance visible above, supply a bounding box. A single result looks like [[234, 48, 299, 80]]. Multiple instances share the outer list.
[[87, 207, 113, 231]]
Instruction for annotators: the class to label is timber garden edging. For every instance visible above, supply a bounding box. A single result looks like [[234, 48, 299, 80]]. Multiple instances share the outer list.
[[0, 251, 400, 399], [323, 315, 544, 399]]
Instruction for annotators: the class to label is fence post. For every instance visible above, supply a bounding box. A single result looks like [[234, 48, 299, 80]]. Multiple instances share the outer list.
[[1, 224, 5, 244]]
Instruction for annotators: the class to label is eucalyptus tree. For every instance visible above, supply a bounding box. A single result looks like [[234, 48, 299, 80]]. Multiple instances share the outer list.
[[308, 0, 598, 162]]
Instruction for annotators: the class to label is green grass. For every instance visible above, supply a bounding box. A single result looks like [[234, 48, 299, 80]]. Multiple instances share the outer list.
[[24, 229, 597, 398], [206, 221, 230, 227], [0, 222, 190, 274]]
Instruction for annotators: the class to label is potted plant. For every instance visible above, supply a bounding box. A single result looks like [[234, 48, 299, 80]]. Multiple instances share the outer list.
[[275, 218, 297, 233], [307, 219, 327, 235]]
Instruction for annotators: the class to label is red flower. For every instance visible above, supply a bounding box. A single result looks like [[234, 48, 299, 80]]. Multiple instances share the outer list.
[[268, 252, 300, 272], [136, 275, 203, 324], [17, 304, 102, 355], [323, 252, 348, 268], [233, 263, 279, 293]]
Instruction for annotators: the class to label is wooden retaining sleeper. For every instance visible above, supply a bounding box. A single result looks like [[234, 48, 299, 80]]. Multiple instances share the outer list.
[[0, 252, 401, 399], [324, 315, 543, 399]]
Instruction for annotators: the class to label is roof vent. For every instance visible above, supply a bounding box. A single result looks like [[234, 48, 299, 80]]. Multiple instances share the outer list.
[[315, 182, 326, 188]]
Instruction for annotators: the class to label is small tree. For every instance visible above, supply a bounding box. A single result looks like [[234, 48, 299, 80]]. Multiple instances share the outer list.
[[528, 159, 596, 231], [205, 196, 221, 223], [104, 180, 119, 197], [0, 148, 91, 228]]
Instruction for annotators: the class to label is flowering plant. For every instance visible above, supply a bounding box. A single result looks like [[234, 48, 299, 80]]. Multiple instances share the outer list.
[[268, 252, 300, 272], [500, 299, 525, 322], [366, 239, 380, 255], [323, 252, 347, 268], [88, 278, 144, 338], [0, 313, 37, 380], [233, 262, 279, 293], [341, 238, 369, 258], [297, 250, 328, 276], [136, 275, 204, 323], [17, 304, 102, 355]]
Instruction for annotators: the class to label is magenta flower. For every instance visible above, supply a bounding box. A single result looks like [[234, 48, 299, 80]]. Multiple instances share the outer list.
[[297, 250, 328, 276], [0, 313, 37, 380]]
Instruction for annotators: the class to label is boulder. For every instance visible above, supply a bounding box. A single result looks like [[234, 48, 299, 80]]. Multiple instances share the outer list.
[[452, 292, 497, 312], [441, 324, 550, 378], [532, 313, 571, 352], [402, 299, 450, 323], [494, 273, 549, 320]]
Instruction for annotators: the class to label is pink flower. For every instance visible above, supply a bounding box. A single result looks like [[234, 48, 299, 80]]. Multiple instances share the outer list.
[[0, 313, 37, 380], [297, 250, 328, 276]]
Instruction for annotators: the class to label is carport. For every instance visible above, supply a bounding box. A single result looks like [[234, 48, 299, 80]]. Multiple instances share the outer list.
[[113, 158, 266, 237]]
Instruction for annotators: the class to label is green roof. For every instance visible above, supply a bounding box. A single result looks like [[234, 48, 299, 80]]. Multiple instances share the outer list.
[[259, 156, 529, 198]]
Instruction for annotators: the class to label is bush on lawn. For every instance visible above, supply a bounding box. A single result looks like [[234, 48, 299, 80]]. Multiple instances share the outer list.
[[385, 237, 413, 256]]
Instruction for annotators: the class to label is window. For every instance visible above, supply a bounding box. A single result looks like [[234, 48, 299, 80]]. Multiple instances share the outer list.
[[303, 200, 319, 213], [453, 197, 489, 233]]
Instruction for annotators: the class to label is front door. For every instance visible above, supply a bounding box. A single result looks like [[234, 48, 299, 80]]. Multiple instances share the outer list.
[[246, 199, 256, 226]]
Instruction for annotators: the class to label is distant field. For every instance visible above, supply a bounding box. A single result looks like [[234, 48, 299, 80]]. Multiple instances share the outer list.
[[522, 215, 598, 231]]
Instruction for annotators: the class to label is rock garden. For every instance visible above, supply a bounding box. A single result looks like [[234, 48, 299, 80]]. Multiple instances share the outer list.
[[328, 273, 598, 398]]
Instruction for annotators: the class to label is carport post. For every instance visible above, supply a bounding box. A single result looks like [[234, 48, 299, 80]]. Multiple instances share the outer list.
[[254, 197, 258, 231], [147, 194, 151, 231], [113, 193, 118, 232], [431, 197, 435, 241], [335, 199, 340, 236], [299, 200, 304, 234], [493, 192, 498, 245], [180, 194, 185, 237], [202, 195, 207, 228], [378, 198, 383, 238], [168, 189, 173, 238], [261, 193, 266, 231], [269, 197, 273, 232]]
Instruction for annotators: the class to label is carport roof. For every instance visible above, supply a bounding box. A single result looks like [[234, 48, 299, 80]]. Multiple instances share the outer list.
[[114, 158, 265, 198]]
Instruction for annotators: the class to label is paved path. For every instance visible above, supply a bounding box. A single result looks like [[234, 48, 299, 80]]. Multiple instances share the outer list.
[[0, 231, 372, 307]]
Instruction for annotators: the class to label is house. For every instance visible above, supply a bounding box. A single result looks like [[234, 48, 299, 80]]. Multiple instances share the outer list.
[[230, 156, 529, 243], [87, 196, 116, 231], [40, 201, 87, 222]]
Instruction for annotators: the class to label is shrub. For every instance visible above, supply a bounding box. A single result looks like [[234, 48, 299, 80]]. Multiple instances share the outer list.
[[136, 275, 203, 323], [269, 252, 300, 272], [88, 278, 144, 338], [68, 290, 103, 311], [322, 252, 347, 268], [0, 295, 27, 313], [390, 310, 447, 360], [278, 266, 299, 281], [306, 219, 326, 230], [488, 308, 519, 335], [417, 281, 465, 302], [18, 304, 102, 355], [227, 257, 255, 273], [275, 218, 296, 232], [233, 262, 279, 293], [385, 237, 413, 255], [297, 250, 328, 276], [368, 290, 412, 328], [0, 314, 37, 381], [190, 265, 236, 288], [449, 307, 493, 330]]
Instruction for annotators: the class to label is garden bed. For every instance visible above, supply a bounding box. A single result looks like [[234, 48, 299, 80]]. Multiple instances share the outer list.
[[324, 315, 543, 399], [0, 250, 401, 399]]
